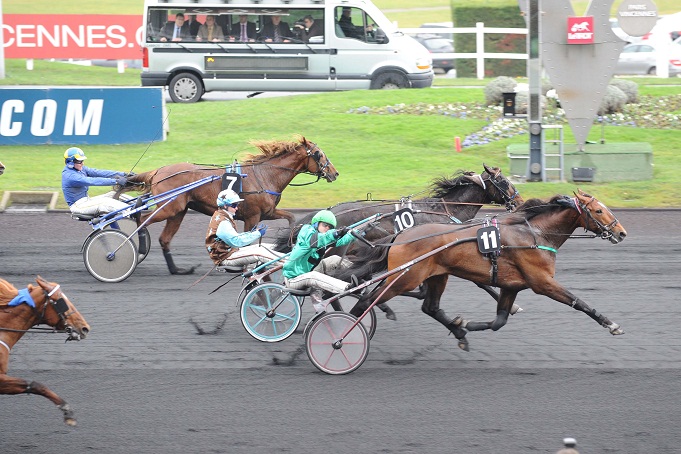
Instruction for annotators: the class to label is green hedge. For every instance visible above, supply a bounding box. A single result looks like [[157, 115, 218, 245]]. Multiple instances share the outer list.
[[451, 1, 526, 78]]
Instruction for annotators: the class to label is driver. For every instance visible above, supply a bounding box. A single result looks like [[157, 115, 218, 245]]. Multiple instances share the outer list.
[[206, 189, 284, 269], [61, 147, 130, 217], [282, 210, 360, 313]]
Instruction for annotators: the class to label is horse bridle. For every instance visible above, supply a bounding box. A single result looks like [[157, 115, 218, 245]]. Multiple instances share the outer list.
[[303, 142, 332, 180], [574, 196, 620, 241], [484, 170, 521, 211]]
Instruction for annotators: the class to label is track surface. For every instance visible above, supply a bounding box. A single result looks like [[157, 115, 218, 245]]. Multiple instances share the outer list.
[[1, 209, 680, 453]]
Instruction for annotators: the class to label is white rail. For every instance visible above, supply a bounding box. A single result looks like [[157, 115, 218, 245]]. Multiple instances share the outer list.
[[400, 23, 529, 79]]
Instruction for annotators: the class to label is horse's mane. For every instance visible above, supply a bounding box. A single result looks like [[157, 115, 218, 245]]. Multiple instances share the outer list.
[[242, 139, 303, 164], [504, 195, 571, 225], [0, 278, 19, 304], [429, 170, 476, 198]]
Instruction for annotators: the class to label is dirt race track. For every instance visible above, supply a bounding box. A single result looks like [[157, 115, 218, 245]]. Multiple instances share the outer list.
[[1, 209, 680, 453]]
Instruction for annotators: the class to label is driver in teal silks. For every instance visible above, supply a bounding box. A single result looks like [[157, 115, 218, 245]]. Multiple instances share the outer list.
[[283, 210, 360, 313]]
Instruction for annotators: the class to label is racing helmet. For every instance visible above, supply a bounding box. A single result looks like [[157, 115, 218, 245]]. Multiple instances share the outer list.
[[216, 189, 244, 207], [311, 210, 337, 228], [64, 147, 87, 168]]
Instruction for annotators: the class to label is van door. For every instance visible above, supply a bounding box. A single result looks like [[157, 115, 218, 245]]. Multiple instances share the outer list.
[[330, 6, 390, 90]]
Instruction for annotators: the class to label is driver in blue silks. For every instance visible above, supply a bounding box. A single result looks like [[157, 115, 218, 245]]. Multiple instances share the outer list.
[[61, 147, 130, 217]]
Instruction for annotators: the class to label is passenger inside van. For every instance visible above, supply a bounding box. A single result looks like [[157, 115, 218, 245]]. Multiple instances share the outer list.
[[228, 15, 257, 42], [258, 15, 294, 43], [337, 7, 373, 41], [159, 13, 191, 42], [295, 15, 324, 43], [196, 15, 224, 42]]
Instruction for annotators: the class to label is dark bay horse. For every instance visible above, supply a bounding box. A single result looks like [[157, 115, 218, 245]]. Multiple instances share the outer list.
[[0, 276, 90, 426], [120, 136, 338, 274], [339, 190, 627, 351], [273, 163, 523, 252]]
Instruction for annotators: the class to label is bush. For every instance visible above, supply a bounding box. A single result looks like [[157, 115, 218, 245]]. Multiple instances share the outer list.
[[609, 78, 639, 104], [598, 85, 628, 115], [484, 76, 517, 105]]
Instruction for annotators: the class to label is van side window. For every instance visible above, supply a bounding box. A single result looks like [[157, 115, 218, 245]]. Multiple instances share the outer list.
[[335, 7, 379, 43]]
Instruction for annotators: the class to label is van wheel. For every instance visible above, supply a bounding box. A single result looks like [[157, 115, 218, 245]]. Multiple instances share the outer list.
[[647, 66, 657, 75], [370, 71, 409, 90], [169, 73, 203, 103]]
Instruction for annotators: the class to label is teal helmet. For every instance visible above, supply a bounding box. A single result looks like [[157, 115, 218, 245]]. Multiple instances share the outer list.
[[64, 147, 87, 168], [311, 210, 337, 227], [217, 189, 244, 207]]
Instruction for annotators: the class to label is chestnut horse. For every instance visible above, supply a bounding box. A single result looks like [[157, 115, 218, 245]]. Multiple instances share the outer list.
[[119, 136, 338, 274], [339, 190, 627, 351], [0, 276, 90, 426]]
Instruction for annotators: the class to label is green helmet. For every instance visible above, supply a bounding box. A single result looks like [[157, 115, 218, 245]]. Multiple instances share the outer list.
[[311, 210, 337, 227]]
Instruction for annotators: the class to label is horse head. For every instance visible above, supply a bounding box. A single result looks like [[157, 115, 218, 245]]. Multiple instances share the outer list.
[[573, 190, 627, 244], [469, 163, 524, 211], [33, 276, 90, 341], [300, 136, 338, 182]]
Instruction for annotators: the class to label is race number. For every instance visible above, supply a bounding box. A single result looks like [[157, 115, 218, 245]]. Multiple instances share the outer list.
[[476, 226, 501, 254], [393, 208, 415, 233], [221, 172, 242, 193]]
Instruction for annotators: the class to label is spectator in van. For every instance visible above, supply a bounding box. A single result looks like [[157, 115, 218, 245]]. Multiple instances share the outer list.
[[159, 13, 191, 42], [196, 15, 224, 42], [295, 15, 324, 43], [228, 15, 257, 42], [338, 7, 373, 40], [186, 15, 202, 40], [258, 15, 294, 43]]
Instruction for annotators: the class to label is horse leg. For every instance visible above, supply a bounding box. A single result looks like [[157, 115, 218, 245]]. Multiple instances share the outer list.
[[159, 209, 197, 275], [0, 375, 76, 426], [459, 289, 518, 332], [376, 302, 397, 321], [476, 283, 524, 315], [419, 276, 470, 351], [530, 278, 624, 335]]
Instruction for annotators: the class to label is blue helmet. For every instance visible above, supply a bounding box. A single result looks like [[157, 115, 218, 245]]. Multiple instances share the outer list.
[[64, 147, 87, 168], [216, 189, 244, 207]]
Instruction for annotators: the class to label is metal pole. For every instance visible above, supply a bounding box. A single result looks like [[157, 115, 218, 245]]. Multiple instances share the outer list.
[[527, 0, 543, 182]]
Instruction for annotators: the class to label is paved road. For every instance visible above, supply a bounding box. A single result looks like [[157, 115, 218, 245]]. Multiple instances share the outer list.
[[1, 209, 680, 453]]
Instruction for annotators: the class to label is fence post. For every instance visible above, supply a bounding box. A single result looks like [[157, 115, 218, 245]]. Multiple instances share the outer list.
[[476, 22, 485, 79]]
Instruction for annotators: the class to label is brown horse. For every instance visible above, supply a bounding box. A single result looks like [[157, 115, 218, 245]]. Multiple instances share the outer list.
[[119, 136, 338, 274], [339, 190, 627, 351], [0, 276, 90, 426]]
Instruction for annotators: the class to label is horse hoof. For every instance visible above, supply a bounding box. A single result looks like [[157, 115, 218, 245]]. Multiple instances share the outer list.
[[609, 323, 624, 335], [64, 418, 77, 427], [386, 313, 397, 321], [457, 339, 470, 352], [171, 266, 197, 275], [510, 304, 523, 315]]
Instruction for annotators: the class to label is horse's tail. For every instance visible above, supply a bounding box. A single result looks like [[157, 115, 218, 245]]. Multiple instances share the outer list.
[[335, 236, 394, 282], [118, 170, 156, 195]]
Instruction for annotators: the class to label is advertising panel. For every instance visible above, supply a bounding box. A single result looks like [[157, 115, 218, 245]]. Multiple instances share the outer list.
[[2, 15, 143, 59], [0, 88, 165, 145]]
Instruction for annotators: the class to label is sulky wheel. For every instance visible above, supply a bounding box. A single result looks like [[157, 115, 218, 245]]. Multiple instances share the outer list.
[[83, 230, 138, 283], [240, 283, 301, 342], [305, 312, 369, 375], [105, 219, 151, 263]]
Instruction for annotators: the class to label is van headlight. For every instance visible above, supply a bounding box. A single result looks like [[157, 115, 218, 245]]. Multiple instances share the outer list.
[[416, 57, 432, 70]]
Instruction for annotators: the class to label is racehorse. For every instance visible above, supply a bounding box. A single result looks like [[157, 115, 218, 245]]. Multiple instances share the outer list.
[[273, 163, 523, 252], [271, 164, 523, 320], [119, 136, 338, 274], [339, 190, 627, 351], [0, 161, 5, 175], [0, 276, 90, 426]]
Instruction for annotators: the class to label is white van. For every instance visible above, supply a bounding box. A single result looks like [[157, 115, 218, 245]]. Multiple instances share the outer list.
[[141, 0, 434, 102]]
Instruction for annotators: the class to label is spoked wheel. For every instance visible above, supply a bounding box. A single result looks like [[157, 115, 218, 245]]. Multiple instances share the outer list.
[[240, 283, 301, 342], [105, 219, 151, 263], [83, 230, 138, 283], [306, 312, 369, 375], [328, 298, 377, 340]]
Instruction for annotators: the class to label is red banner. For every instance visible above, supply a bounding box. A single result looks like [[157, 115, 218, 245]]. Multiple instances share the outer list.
[[1, 14, 143, 59], [567, 16, 595, 44]]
